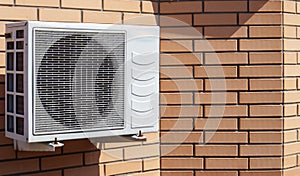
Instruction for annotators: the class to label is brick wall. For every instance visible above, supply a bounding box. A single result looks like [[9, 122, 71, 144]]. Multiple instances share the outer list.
[[0, 0, 159, 175], [159, 0, 292, 176]]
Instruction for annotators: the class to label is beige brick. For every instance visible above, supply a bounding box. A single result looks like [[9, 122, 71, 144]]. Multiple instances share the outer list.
[[161, 158, 203, 169], [161, 27, 202, 39], [0, 0, 13, 5], [160, 79, 203, 92], [204, 1, 247, 12], [205, 79, 248, 91], [240, 92, 283, 104], [160, 132, 203, 143], [83, 11, 121, 24], [284, 1, 296, 13], [16, 0, 59, 7], [0, 38, 4, 51], [249, 1, 282, 12], [240, 118, 283, 130], [284, 117, 300, 130], [160, 53, 202, 66], [161, 119, 193, 131], [194, 118, 238, 130], [250, 132, 282, 143], [196, 171, 238, 176], [284, 78, 297, 90], [39, 8, 80, 22], [204, 52, 248, 65], [250, 157, 281, 169], [240, 171, 282, 176], [284, 26, 297, 38], [204, 105, 247, 117], [0, 21, 5, 35], [250, 79, 283, 90], [125, 144, 159, 160], [104, 0, 140, 12], [99, 148, 123, 163], [194, 14, 237, 26], [240, 145, 282, 156], [161, 145, 193, 157], [250, 26, 282, 38], [284, 104, 297, 116], [284, 65, 300, 76], [0, 53, 5, 67], [239, 13, 282, 25], [160, 93, 193, 105], [161, 40, 193, 52], [240, 66, 282, 77], [205, 132, 248, 144], [143, 132, 159, 145], [284, 142, 300, 155], [195, 145, 238, 157], [160, 106, 202, 118], [284, 130, 297, 143], [284, 155, 297, 168], [62, 0, 101, 9], [284, 52, 297, 64], [284, 13, 300, 26], [284, 39, 300, 51], [143, 158, 159, 171], [123, 13, 158, 26], [160, 1, 202, 14], [249, 52, 282, 64], [160, 66, 193, 79], [250, 105, 283, 117], [204, 26, 247, 39], [206, 158, 248, 169], [284, 91, 300, 103], [142, 1, 158, 13], [195, 40, 237, 52], [194, 66, 237, 78], [105, 160, 142, 176], [160, 14, 192, 26], [194, 92, 237, 105], [284, 167, 300, 176], [0, 6, 37, 20], [240, 39, 282, 51]]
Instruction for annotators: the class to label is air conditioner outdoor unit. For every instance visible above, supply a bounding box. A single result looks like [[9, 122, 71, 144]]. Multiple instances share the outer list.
[[5, 21, 160, 143]]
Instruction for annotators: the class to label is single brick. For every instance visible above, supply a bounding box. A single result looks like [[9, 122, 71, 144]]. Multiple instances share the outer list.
[[194, 40, 237, 52], [239, 92, 283, 104], [250, 132, 282, 143], [239, 13, 282, 25], [161, 118, 193, 131], [204, 1, 247, 12], [240, 118, 282, 130], [205, 132, 248, 144], [160, 79, 203, 92], [194, 14, 237, 26], [160, 1, 202, 14], [204, 52, 248, 65], [0, 6, 37, 21], [83, 11, 122, 24], [250, 26, 282, 38], [103, 0, 140, 12], [240, 39, 282, 51], [205, 158, 248, 169], [161, 40, 193, 52], [161, 158, 203, 169], [39, 8, 81, 22], [194, 66, 237, 78], [194, 92, 238, 105], [240, 145, 282, 156], [143, 157, 160, 171], [0, 159, 39, 175], [249, 52, 282, 64], [160, 106, 202, 117], [160, 132, 203, 143], [61, 0, 101, 10], [194, 118, 238, 130], [16, 0, 59, 7], [195, 145, 238, 156], [160, 93, 193, 105], [250, 105, 283, 117], [124, 144, 159, 160], [160, 66, 193, 79], [204, 26, 247, 39], [250, 157, 282, 169], [205, 79, 248, 91], [41, 154, 82, 170], [160, 53, 202, 66], [64, 165, 99, 176], [250, 79, 283, 90], [105, 160, 142, 176], [161, 145, 193, 157]]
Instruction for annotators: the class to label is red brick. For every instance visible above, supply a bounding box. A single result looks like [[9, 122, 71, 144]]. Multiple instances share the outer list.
[[41, 154, 82, 170]]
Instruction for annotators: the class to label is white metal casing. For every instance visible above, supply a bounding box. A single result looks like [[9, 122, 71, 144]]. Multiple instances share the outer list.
[[5, 21, 160, 143]]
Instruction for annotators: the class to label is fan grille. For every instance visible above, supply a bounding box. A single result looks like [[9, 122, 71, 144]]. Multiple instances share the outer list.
[[34, 29, 125, 135]]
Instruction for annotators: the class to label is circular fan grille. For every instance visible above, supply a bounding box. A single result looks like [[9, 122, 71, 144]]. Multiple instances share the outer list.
[[35, 31, 125, 133]]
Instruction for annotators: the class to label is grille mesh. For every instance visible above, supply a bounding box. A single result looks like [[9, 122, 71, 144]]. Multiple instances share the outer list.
[[34, 30, 125, 134]]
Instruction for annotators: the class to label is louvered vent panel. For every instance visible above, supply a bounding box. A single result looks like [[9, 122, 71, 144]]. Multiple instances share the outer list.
[[34, 30, 125, 135]]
